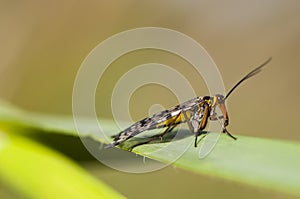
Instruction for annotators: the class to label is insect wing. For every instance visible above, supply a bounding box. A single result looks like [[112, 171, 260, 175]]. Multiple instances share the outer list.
[[107, 97, 202, 148]]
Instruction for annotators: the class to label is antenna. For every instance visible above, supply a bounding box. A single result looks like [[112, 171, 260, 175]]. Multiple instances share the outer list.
[[224, 57, 272, 100]]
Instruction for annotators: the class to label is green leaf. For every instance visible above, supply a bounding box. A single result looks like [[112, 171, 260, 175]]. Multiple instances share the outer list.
[[0, 101, 79, 136], [0, 128, 125, 199], [0, 100, 300, 197], [133, 133, 300, 197]]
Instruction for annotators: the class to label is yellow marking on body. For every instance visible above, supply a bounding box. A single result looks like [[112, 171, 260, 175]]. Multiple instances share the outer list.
[[211, 96, 217, 106], [155, 113, 185, 128]]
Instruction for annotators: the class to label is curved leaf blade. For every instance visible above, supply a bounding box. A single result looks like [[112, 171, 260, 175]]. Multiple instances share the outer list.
[[0, 129, 125, 199]]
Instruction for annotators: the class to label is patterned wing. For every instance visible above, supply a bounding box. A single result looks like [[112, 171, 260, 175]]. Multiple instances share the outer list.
[[106, 96, 203, 148]]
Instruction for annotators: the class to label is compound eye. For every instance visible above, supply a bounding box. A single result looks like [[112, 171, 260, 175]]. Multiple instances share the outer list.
[[217, 96, 225, 103]]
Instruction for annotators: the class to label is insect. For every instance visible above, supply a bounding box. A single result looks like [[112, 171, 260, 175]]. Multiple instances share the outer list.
[[106, 58, 272, 150]]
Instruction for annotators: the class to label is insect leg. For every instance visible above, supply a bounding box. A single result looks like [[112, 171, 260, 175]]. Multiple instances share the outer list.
[[127, 124, 179, 151], [182, 110, 201, 147], [158, 113, 181, 140], [182, 111, 194, 134], [223, 128, 237, 140], [194, 103, 210, 147], [136, 113, 181, 145], [163, 125, 178, 137], [125, 114, 182, 151], [216, 116, 237, 140], [182, 104, 210, 147], [209, 108, 224, 121]]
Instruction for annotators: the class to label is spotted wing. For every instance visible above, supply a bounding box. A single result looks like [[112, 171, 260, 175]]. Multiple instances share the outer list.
[[105, 96, 203, 148]]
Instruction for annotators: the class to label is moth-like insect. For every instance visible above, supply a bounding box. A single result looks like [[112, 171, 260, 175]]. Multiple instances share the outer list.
[[106, 58, 271, 150]]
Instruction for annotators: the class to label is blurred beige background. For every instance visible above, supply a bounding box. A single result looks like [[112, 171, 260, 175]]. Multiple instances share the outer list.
[[1, 1, 299, 140], [0, 1, 299, 198]]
